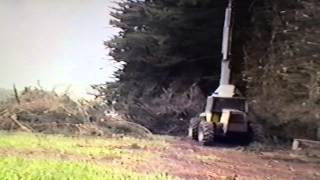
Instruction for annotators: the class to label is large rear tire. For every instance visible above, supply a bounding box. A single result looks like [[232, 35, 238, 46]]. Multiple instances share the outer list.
[[188, 117, 200, 140], [240, 122, 265, 145], [249, 122, 265, 142], [240, 125, 254, 145], [198, 121, 215, 146]]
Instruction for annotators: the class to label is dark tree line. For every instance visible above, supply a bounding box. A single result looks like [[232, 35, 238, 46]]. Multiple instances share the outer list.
[[95, 0, 320, 140], [244, 0, 320, 140], [96, 0, 232, 134]]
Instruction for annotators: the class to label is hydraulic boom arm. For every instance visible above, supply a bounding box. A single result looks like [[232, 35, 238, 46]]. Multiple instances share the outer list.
[[213, 0, 235, 97], [220, 0, 233, 85]]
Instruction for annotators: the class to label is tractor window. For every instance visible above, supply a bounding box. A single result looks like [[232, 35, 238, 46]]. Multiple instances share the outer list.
[[212, 98, 246, 112]]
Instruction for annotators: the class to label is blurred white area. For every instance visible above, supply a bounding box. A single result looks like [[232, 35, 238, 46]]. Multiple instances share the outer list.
[[0, 0, 121, 99]]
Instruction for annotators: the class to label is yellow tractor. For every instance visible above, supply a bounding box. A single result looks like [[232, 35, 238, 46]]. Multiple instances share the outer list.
[[188, 0, 252, 145]]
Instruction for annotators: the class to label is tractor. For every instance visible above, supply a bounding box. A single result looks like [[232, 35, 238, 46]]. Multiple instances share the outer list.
[[188, 0, 252, 145]]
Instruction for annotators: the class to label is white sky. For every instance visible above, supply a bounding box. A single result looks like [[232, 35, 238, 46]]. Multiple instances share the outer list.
[[0, 0, 120, 98]]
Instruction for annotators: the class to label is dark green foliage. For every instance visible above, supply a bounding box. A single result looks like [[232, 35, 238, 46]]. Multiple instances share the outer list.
[[98, 0, 320, 140], [100, 0, 230, 134], [245, 0, 320, 140]]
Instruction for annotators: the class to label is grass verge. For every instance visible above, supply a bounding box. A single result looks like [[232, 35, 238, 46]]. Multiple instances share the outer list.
[[0, 132, 177, 180], [0, 157, 177, 180], [0, 132, 168, 161]]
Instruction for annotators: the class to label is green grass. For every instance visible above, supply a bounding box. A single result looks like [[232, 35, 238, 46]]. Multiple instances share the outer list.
[[0, 132, 177, 180], [0, 157, 176, 180], [0, 132, 168, 161]]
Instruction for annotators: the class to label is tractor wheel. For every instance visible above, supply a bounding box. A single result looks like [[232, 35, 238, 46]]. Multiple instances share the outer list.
[[241, 122, 264, 145], [249, 122, 265, 142], [188, 117, 200, 140], [198, 121, 215, 146], [240, 126, 253, 145]]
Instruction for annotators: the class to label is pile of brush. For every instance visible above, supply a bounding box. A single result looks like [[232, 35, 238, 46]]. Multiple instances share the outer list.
[[0, 87, 151, 137]]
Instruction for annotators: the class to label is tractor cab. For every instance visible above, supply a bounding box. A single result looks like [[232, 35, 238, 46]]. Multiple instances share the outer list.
[[190, 85, 250, 145], [201, 84, 248, 134]]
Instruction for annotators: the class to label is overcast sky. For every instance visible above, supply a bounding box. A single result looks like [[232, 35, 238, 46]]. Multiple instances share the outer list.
[[0, 0, 119, 98]]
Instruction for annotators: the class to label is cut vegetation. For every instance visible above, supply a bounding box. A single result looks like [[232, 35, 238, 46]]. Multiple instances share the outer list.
[[0, 88, 151, 137]]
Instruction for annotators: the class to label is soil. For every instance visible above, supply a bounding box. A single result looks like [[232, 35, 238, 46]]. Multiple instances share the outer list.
[[141, 138, 320, 180]]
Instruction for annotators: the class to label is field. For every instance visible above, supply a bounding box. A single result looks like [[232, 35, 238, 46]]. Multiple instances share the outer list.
[[0, 132, 319, 180], [0, 132, 176, 180]]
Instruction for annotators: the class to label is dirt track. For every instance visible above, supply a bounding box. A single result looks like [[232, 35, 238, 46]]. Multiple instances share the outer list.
[[147, 137, 320, 180]]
